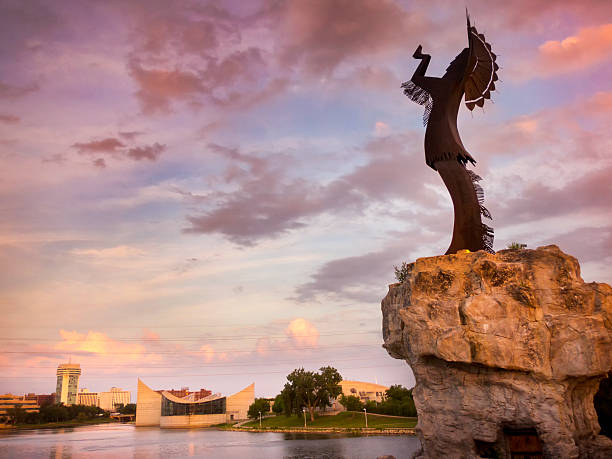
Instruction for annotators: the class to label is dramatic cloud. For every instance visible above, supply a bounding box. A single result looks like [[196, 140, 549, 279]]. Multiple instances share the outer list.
[[55, 330, 145, 361], [285, 318, 319, 347], [128, 60, 206, 114], [71, 135, 166, 165], [71, 245, 146, 258], [184, 134, 436, 246], [537, 23, 612, 76], [198, 344, 227, 363], [127, 142, 165, 161], [294, 246, 404, 303], [497, 163, 612, 226], [276, 0, 417, 75], [0, 81, 38, 99], [119, 131, 144, 140], [0, 114, 20, 124], [72, 137, 125, 154]]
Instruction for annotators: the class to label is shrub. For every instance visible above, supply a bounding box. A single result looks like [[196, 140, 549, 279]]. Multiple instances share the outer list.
[[394, 262, 410, 283], [339, 394, 363, 412]]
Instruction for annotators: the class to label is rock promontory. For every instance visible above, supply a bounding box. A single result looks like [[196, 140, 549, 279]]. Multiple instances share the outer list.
[[382, 245, 612, 458]]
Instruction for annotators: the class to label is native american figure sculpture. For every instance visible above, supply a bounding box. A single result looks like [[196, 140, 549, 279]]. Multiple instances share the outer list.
[[402, 14, 497, 254]]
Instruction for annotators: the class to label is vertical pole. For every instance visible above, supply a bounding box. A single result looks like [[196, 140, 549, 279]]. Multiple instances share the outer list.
[[363, 408, 367, 428], [303, 408, 307, 428], [259, 411, 262, 428]]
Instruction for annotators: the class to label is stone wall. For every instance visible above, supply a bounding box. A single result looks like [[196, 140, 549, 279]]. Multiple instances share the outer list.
[[382, 245, 612, 458]]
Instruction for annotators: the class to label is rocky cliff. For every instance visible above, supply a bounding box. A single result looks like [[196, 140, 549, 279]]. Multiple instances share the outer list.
[[382, 245, 612, 458]]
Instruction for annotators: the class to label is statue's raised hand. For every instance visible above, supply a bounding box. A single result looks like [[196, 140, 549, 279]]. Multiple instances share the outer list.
[[413, 45, 428, 59]]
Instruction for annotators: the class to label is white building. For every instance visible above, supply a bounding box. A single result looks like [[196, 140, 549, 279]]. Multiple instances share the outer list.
[[99, 387, 131, 412]]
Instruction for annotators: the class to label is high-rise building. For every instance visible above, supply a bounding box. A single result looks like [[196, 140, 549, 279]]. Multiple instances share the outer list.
[[56, 363, 81, 405]]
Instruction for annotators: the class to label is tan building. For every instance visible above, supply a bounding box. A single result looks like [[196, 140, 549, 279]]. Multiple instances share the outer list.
[[56, 363, 81, 405], [77, 389, 99, 407], [99, 387, 131, 412], [329, 380, 389, 412], [136, 379, 254, 428], [0, 394, 40, 416]]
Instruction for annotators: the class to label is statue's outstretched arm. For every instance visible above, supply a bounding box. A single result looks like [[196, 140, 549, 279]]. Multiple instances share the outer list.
[[410, 45, 440, 93]]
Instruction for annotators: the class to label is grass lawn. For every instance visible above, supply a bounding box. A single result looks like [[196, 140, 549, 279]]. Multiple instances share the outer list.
[[10, 417, 119, 430], [241, 411, 417, 429]]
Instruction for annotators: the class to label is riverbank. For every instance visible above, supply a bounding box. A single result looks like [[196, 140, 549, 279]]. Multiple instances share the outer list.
[[1, 417, 120, 431], [229, 411, 417, 435], [231, 426, 416, 435]]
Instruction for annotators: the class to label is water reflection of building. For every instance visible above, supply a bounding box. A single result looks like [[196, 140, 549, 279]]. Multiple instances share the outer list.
[[56, 363, 81, 405], [136, 379, 254, 427]]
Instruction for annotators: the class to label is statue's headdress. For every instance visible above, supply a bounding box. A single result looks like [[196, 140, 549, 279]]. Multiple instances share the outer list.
[[463, 11, 499, 110]]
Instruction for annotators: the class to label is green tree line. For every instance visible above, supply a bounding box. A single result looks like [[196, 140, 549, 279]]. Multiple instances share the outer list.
[[1, 404, 108, 425]]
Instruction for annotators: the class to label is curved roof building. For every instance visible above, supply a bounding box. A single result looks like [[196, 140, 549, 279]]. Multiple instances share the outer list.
[[136, 379, 254, 428]]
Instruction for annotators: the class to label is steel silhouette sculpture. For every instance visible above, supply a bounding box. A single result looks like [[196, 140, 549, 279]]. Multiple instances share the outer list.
[[402, 13, 497, 254]]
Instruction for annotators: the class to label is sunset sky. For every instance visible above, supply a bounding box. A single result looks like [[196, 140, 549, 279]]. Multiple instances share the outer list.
[[1, 0, 611, 400]]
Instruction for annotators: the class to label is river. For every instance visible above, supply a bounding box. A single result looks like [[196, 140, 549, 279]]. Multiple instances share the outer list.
[[0, 423, 421, 458]]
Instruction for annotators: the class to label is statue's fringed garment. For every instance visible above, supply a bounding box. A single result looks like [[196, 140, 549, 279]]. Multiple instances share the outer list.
[[402, 80, 433, 126], [467, 170, 494, 253]]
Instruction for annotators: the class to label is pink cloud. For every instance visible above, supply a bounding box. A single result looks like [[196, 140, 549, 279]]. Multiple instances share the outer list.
[[0, 114, 20, 124], [71, 135, 166, 165], [537, 23, 612, 76], [128, 60, 205, 114], [119, 131, 145, 140], [127, 142, 165, 161], [277, 0, 415, 75], [72, 137, 125, 154], [285, 318, 319, 347], [0, 80, 38, 99], [55, 330, 146, 362]]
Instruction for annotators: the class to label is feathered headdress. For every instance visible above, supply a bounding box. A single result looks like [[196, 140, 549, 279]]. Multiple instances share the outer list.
[[464, 10, 499, 110]]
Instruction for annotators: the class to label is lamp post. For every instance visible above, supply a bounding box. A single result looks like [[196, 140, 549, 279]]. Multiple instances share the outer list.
[[363, 407, 368, 428], [303, 408, 307, 428], [259, 411, 262, 428]]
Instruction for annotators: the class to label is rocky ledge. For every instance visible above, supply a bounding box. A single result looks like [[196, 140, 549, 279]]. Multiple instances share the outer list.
[[382, 245, 612, 458]]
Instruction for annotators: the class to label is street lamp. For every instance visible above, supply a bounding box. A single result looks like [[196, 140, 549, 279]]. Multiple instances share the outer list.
[[259, 411, 262, 428], [302, 408, 307, 428], [363, 407, 368, 428]]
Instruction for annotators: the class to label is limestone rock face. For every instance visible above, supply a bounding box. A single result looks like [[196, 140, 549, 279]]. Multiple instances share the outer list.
[[382, 245, 612, 458]]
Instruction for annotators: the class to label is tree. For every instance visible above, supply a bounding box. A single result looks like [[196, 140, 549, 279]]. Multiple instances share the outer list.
[[339, 395, 363, 411], [119, 403, 136, 415], [6, 406, 27, 424], [272, 394, 284, 415], [247, 398, 271, 419], [394, 262, 411, 283], [381, 385, 417, 417], [280, 366, 342, 421]]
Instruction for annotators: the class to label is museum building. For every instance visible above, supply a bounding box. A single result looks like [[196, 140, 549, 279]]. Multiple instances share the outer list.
[[135, 379, 254, 428]]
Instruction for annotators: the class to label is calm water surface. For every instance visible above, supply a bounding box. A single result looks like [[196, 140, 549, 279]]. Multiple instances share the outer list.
[[0, 424, 420, 458]]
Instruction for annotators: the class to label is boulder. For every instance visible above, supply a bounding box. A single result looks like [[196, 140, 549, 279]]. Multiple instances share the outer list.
[[382, 245, 612, 458]]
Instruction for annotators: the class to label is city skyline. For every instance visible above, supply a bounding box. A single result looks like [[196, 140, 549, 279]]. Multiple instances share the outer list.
[[1, 0, 611, 398]]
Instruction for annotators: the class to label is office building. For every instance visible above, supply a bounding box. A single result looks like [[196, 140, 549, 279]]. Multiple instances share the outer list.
[[99, 387, 130, 412], [77, 389, 99, 407], [329, 380, 389, 412], [0, 394, 40, 416], [56, 363, 81, 405], [136, 379, 253, 427], [36, 393, 56, 406]]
